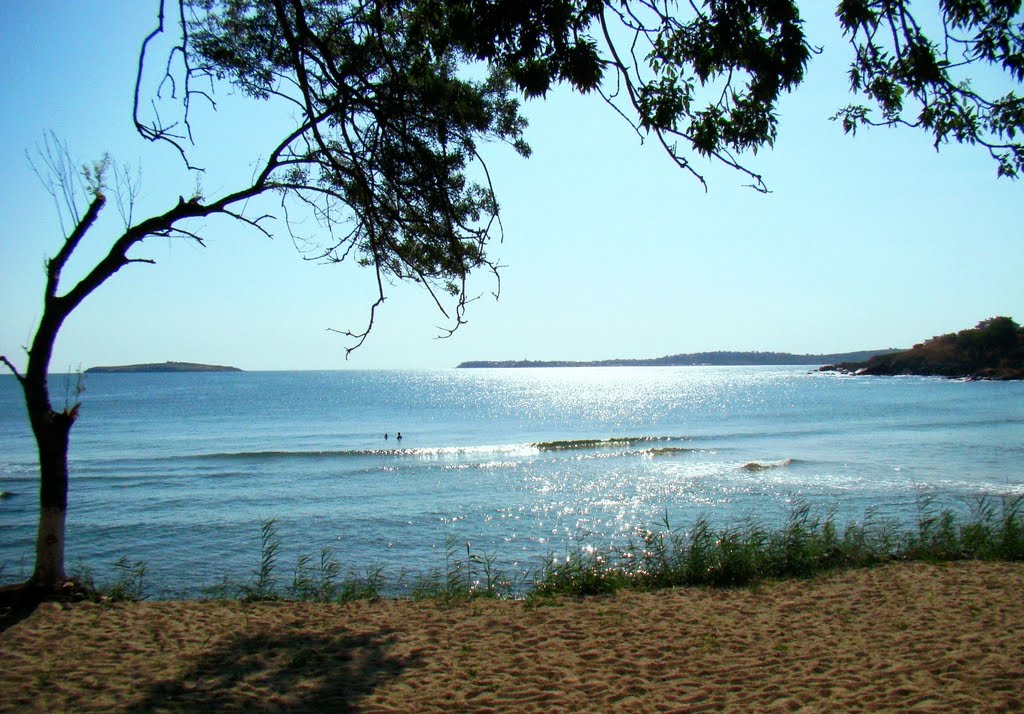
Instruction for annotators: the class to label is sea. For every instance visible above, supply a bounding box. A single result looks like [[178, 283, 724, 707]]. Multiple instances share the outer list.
[[1, 367, 1021, 597]]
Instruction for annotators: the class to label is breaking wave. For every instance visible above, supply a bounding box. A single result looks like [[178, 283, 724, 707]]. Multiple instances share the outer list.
[[533, 436, 677, 452], [99, 435, 693, 465], [741, 458, 795, 472]]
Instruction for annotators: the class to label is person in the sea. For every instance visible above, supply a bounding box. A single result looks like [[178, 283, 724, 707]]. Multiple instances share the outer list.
[[397, 432, 403, 440], [384, 433, 389, 440]]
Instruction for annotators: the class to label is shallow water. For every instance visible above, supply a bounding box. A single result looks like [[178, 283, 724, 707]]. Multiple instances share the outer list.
[[1, 367, 1021, 595]]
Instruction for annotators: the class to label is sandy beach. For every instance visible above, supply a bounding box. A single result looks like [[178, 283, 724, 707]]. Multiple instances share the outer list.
[[2, 560, 1022, 712]]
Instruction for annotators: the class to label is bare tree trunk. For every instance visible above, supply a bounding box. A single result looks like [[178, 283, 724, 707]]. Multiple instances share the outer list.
[[29, 407, 74, 587], [16, 310, 79, 590], [0, 351, 76, 598]]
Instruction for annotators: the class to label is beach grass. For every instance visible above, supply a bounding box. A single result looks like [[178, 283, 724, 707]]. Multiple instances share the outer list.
[[531, 494, 1023, 597], [69, 555, 148, 603], [62, 494, 1024, 605], [196, 519, 386, 604]]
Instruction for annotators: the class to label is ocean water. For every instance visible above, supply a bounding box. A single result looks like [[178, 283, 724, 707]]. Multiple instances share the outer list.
[[0, 367, 1021, 596]]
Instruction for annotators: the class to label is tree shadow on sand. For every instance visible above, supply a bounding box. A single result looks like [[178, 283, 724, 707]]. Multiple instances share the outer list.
[[127, 626, 418, 712], [0, 580, 97, 633]]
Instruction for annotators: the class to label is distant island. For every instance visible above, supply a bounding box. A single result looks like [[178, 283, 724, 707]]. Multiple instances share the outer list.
[[457, 350, 900, 369], [820, 317, 1023, 380], [85, 361, 242, 374]]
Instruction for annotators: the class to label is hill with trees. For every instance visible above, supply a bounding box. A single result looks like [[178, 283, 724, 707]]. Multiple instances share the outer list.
[[821, 318, 1024, 380], [459, 350, 899, 369], [84, 362, 241, 374]]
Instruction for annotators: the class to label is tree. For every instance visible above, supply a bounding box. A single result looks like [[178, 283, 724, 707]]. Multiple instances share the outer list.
[[979, 316, 1021, 344], [2, 0, 1021, 591]]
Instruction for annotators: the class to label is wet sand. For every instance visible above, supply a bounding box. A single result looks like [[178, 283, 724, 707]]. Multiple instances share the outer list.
[[2, 561, 1022, 712]]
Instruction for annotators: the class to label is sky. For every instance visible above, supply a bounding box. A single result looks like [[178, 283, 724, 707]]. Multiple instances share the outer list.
[[1, 3, 1021, 371]]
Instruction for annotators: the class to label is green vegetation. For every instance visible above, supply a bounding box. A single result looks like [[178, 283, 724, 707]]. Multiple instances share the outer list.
[[202, 519, 386, 603], [63, 496, 1023, 605], [68, 556, 149, 603], [823, 317, 1024, 380], [406, 536, 517, 603], [532, 496, 1023, 598]]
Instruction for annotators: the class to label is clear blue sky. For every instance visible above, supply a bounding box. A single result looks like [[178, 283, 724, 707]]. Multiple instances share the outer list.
[[1, 2, 1021, 371]]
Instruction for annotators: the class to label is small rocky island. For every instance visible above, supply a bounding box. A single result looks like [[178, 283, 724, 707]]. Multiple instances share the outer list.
[[821, 317, 1023, 380], [85, 361, 242, 374]]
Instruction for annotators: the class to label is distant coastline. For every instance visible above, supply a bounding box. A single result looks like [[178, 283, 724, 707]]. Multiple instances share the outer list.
[[457, 350, 900, 369], [84, 361, 242, 374]]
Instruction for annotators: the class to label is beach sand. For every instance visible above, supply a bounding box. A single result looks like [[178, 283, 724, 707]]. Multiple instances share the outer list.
[[1, 561, 1022, 712]]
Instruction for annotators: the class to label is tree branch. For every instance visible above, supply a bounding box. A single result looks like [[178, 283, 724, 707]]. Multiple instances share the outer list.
[[1, 355, 25, 384], [135, 0, 203, 170], [46, 193, 106, 301]]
